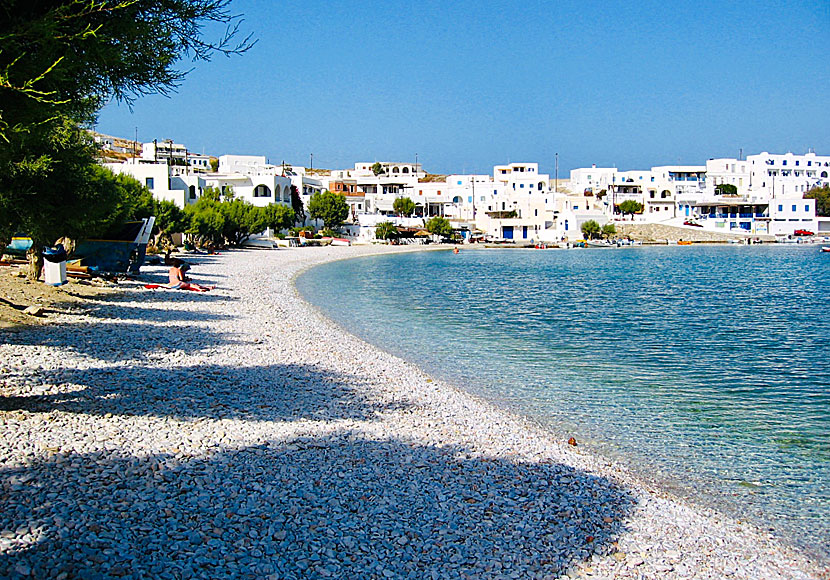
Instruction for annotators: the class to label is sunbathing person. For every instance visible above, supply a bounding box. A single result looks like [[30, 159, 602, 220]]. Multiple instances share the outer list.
[[166, 265, 212, 292]]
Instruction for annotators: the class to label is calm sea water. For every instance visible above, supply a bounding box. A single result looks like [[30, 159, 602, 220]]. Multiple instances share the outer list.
[[296, 245, 830, 560]]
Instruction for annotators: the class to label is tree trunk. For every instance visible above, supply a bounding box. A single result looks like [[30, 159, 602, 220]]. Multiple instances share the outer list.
[[26, 247, 43, 281]]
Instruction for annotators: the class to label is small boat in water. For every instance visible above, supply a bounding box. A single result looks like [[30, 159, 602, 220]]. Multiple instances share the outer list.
[[821, 247, 830, 253], [585, 240, 615, 248]]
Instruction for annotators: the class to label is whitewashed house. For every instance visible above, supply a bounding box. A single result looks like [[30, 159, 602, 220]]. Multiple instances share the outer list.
[[203, 155, 293, 208]]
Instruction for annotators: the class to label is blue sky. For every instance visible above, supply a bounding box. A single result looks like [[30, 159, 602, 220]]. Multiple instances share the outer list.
[[97, 0, 830, 175]]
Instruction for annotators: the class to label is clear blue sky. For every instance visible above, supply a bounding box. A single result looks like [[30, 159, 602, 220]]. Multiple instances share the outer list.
[[97, 0, 830, 176]]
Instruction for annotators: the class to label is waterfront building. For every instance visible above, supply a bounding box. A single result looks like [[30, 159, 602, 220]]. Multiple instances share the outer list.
[[569, 166, 617, 197], [204, 155, 293, 208], [105, 158, 206, 208], [746, 151, 830, 198]]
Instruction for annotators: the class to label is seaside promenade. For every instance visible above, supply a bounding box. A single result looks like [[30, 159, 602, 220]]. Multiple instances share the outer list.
[[0, 246, 824, 579]]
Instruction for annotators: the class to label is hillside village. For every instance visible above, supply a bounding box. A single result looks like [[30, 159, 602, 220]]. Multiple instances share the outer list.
[[94, 132, 830, 243]]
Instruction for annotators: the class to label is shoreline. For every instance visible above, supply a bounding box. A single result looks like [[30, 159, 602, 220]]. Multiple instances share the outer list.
[[0, 246, 825, 579]]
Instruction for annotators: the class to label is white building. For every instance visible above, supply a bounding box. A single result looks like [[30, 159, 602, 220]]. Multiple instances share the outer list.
[[204, 155, 293, 207], [141, 140, 212, 173], [105, 158, 205, 208]]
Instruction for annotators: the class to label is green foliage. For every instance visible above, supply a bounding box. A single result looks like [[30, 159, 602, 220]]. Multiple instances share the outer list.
[[184, 196, 271, 247], [0, 0, 254, 141], [153, 199, 188, 243], [618, 200, 644, 216], [0, 0, 253, 274], [308, 190, 349, 230], [370, 162, 384, 176], [393, 197, 416, 217], [0, 122, 150, 246], [426, 216, 452, 237], [201, 186, 222, 202], [209, 158, 219, 172], [319, 229, 338, 238], [715, 183, 738, 195], [375, 221, 399, 241], [261, 203, 295, 234], [218, 199, 265, 245], [581, 220, 601, 239], [184, 197, 226, 246], [601, 223, 617, 239], [805, 185, 830, 217]]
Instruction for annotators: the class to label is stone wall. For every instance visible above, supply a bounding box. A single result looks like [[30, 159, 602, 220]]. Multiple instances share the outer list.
[[615, 223, 769, 243]]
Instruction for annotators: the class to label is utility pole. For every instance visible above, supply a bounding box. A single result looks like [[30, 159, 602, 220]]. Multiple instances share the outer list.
[[555, 153, 559, 193], [310, 153, 313, 170]]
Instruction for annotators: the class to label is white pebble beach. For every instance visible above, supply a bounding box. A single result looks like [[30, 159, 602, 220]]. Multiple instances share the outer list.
[[0, 245, 825, 579]]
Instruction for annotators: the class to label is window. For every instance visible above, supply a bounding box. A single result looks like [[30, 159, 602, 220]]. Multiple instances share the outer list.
[[805, 205, 810, 212], [457, 180, 462, 185], [782, 160, 787, 166], [796, 161, 799, 166], [534, 209, 538, 216], [145, 177, 154, 189], [778, 205, 783, 211], [520, 183, 524, 188], [189, 185, 196, 200]]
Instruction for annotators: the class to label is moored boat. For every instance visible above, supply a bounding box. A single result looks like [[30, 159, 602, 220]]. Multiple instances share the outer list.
[[585, 240, 615, 248]]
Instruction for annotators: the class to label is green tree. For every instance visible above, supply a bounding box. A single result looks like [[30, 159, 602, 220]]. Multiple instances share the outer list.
[[185, 198, 226, 247], [618, 200, 643, 218], [375, 221, 399, 241], [370, 162, 384, 176], [426, 216, 452, 238], [153, 199, 188, 246], [0, 1, 253, 140], [218, 199, 266, 245], [805, 185, 830, 217], [209, 158, 219, 172], [581, 220, 601, 239], [201, 185, 222, 202], [0, 0, 253, 274], [601, 223, 616, 239], [308, 190, 349, 230], [0, 122, 154, 276], [393, 196, 416, 217], [715, 183, 738, 195], [262, 203, 295, 234]]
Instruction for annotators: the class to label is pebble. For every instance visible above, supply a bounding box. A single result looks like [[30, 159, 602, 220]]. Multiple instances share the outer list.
[[0, 246, 823, 579]]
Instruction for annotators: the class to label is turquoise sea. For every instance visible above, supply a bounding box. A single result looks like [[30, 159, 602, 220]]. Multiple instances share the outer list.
[[296, 245, 830, 562]]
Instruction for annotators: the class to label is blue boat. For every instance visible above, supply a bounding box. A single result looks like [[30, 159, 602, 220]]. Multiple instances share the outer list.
[[71, 217, 155, 273]]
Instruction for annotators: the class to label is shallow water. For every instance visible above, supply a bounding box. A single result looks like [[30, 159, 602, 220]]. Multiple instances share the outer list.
[[297, 245, 830, 561]]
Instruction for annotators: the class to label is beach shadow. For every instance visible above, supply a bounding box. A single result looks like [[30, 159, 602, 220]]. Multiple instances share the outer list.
[[2, 310, 237, 362], [0, 435, 635, 579], [0, 362, 407, 422]]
